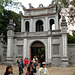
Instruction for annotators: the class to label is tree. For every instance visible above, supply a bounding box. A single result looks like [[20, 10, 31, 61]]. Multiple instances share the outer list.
[[67, 33, 75, 44], [0, 0, 22, 12], [0, 0, 12, 11], [0, 9, 21, 42], [53, 0, 75, 26], [0, 0, 21, 42]]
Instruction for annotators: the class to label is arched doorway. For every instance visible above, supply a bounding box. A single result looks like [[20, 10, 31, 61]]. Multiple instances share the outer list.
[[25, 21, 29, 32], [49, 19, 55, 30], [30, 41, 45, 60], [36, 20, 43, 32]]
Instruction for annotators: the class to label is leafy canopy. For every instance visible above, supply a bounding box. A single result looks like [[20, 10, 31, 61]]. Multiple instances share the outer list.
[[67, 33, 75, 44], [54, 0, 75, 26], [0, 9, 21, 42], [0, 0, 12, 11]]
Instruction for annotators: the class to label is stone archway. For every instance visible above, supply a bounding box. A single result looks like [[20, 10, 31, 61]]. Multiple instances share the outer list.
[[30, 41, 45, 60], [25, 21, 29, 32], [36, 20, 43, 32], [49, 19, 55, 30]]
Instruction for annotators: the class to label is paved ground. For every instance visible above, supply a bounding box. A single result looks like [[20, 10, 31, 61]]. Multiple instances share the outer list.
[[0, 65, 75, 75]]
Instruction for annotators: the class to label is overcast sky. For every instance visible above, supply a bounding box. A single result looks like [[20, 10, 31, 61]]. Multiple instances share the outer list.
[[6, 0, 52, 13], [18, 0, 52, 8]]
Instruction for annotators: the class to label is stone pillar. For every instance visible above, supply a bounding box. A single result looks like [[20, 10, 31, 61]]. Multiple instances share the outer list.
[[45, 17, 49, 31], [6, 20, 15, 65], [55, 14, 59, 30], [21, 17, 24, 32], [0, 34, 4, 63], [30, 18, 33, 32], [61, 16, 69, 67], [48, 37, 52, 63], [23, 39, 27, 59], [13, 39, 17, 64], [62, 34, 67, 57]]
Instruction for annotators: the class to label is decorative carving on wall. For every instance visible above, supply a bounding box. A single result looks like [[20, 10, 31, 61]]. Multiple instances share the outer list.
[[17, 45, 23, 55], [53, 44, 59, 55]]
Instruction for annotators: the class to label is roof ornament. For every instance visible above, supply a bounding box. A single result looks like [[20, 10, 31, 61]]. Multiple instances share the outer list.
[[62, 16, 66, 22], [21, 5, 26, 10], [39, 4, 44, 8], [61, 16, 67, 26], [29, 3, 34, 9], [51, 0, 57, 4], [9, 19, 13, 25], [19, 11, 23, 15], [51, 0, 55, 4], [49, 0, 57, 6]]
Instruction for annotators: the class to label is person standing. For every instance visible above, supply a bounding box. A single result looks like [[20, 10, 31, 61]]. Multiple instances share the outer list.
[[33, 56, 38, 69], [38, 62, 49, 75], [23, 57, 27, 67], [3, 66, 13, 75], [27, 58, 29, 67], [26, 66, 32, 75], [17, 59, 24, 75], [29, 62, 36, 75], [39, 54, 45, 67]]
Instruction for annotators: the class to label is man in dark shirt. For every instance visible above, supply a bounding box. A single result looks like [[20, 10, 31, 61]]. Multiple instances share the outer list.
[[39, 54, 45, 67], [17, 59, 24, 75]]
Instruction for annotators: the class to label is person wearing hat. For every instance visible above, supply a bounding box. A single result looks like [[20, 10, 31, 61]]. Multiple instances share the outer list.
[[38, 62, 49, 75]]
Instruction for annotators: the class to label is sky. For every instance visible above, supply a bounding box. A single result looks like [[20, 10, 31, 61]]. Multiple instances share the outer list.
[[6, 0, 52, 13], [18, 0, 52, 8]]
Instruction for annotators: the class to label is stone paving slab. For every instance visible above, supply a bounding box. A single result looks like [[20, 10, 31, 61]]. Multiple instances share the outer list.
[[0, 65, 75, 75]]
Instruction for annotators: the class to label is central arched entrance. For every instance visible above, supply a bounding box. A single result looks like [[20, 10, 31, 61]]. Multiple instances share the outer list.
[[30, 41, 45, 60]]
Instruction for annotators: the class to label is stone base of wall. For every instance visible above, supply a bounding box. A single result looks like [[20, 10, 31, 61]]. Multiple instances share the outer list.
[[5, 57, 13, 65], [51, 57, 62, 67], [62, 57, 69, 67]]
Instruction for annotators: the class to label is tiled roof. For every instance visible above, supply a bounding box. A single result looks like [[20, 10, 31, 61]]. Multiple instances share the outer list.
[[22, 12, 57, 17]]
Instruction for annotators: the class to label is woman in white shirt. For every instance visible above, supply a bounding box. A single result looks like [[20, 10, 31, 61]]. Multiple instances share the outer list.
[[38, 62, 49, 75]]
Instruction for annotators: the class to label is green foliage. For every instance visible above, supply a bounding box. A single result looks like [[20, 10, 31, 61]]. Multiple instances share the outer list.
[[0, 9, 21, 42], [7, 10, 21, 32], [54, 0, 75, 26], [0, 0, 21, 42], [0, 0, 12, 6], [61, 0, 68, 7], [67, 33, 75, 44], [0, 5, 4, 12], [70, 0, 75, 7], [54, 0, 75, 7], [0, 0, 12, 12]]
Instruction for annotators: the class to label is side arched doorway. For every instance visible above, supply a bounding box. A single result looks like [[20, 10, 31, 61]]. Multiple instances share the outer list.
[[30, 41, 45, 60]]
